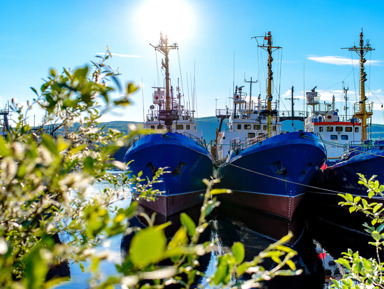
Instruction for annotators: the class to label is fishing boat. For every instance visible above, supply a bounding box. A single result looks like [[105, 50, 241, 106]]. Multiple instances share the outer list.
[[304, 86, 362, 166], [214, 32, 327, 220], [124, 33, 213, 216], [306, 30, 384, 199]]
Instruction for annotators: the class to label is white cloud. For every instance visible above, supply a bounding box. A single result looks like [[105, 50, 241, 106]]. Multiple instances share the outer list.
[[308, 56, 380, 66]]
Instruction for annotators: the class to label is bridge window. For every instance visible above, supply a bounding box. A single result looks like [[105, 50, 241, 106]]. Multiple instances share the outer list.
[[158, 125, 164, 129], [326, 127, 333, 132], [248, 133, 255, 138], [272, 125, 276, 131], [336, 126, 343, 132], [355, 127, 359, 132], [244, 124, 251, 130], [330, 135, 338, 140], [263, 125, 267, 131], [254, 124, 261, 130], [345, 127, 352, 132], [319, 127, 323, 132], [176, 124, 183, 130], [151, 125, 155, 129], [186, 125, 190, 130], [237, 124, 241, 130], [341, 135, 348, 140]]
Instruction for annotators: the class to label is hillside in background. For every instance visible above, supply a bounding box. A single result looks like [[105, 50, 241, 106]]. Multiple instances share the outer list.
[[101, 118, 384, 143]]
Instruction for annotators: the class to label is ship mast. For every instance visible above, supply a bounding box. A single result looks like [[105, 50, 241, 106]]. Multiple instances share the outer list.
[[257, 31, 281, 137], [343, 30, 374, 143], [150, 33, 178, 129], [343, 81, 349, 121]]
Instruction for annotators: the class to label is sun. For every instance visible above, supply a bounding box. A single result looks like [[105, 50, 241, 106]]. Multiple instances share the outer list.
[[135, 0, 195, 43]]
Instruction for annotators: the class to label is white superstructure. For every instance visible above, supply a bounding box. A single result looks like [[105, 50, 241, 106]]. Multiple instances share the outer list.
[[304, 88, 362, 163], [144, 86, 202, 139], [215, 86, 282, 161]]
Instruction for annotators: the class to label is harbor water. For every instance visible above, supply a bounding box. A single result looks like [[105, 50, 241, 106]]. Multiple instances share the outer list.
[[54, 174, 374, 288]]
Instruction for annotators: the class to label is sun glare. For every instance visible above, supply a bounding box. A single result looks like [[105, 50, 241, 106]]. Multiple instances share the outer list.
[[136, 0, 195, 43]]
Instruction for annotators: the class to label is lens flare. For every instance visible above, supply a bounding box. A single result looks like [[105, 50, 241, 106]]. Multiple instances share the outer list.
[[135, 0, 195, 42]]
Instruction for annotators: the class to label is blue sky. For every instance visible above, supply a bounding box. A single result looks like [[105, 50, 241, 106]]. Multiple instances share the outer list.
[[1, 0, 384, 125]]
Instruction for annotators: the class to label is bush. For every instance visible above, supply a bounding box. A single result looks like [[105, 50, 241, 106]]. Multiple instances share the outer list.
[[333, 174, 384, 288], [0, 52, 299, 289]]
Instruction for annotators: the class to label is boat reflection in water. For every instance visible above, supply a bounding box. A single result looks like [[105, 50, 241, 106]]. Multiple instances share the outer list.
[[121, 202, 326, 288], [216, 203, 324, 289], [120, 205, 211, 289], [305, 196, 384, 287]]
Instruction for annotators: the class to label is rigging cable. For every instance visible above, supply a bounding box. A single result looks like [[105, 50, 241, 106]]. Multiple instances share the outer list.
[[141, 78, 145, 123], [155, 49, 160, 86], [275, 48, 283, 111], [254, 37, 263, 97], [186, 72, 191, 111], [350, 51, 358, 103], [177, 48, 185, 108]]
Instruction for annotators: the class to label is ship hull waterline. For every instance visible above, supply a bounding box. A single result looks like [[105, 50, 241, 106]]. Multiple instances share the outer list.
[[124, 132, 213, 217], [217, 132, 326, 220], [306, 146, 384, 220]]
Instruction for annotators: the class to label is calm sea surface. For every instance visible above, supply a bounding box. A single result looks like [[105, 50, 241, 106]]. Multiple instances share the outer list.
[[55, 175, 372, 288]]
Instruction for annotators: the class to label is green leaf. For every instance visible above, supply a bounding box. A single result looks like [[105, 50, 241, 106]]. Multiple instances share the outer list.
[[210, 189, 231, 195], [129, 227, 166, 267], [83, 156, 95, 172], [30, 86, 39, 96], [352, 260, 362, 274], [336, 258, 351, 270], [68, 143, 88, 155], [41, 134, 58, 156], [372, 230, 381, 241], [272, 256, 281, 263], [349, 207, 356, 213], [276, 245, 296, 254], [168, 227, 188, 249], [373, 204, 382, 213], [22, 246, 49, 289], [231, 242, 245, 264], [0, 137, 10, 157], [353, 196, 361, 203], [91, 257, 100, 272], [345, 193, 353, 202], [377, 223, 384, 233], [79, 262, 85, 273], [236, 262, 248, 276], [278, 233, 293, 244], [211, 256, 230, 285], [126, 82, 139, 94], [180, 213, 196, 237], [286, 259, 296, 270]]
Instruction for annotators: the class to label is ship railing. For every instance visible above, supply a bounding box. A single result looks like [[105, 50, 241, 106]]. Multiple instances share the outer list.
[[230, 133, 268, 151], [340, 140, 378, 160], [279, 110, 307, 118], [216, 108, 232, 119], [181, 131, 208, 148], [353, 101, 373, 116], [128, 131, 208, 149]]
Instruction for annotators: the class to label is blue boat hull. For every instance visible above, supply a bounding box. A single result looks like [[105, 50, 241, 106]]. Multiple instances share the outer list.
[[310, 146, 384, 198], [124, 132, 213, 216], [305, 147, 384, 231], [218, 132, 326, 220]]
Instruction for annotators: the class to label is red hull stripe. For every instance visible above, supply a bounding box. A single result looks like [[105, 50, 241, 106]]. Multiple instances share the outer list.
[[313, 122, 361, 126]]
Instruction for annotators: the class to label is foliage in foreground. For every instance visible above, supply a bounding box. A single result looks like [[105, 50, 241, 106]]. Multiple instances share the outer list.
[[0, 52, 299, 288], [333, 174, 384, 288]]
